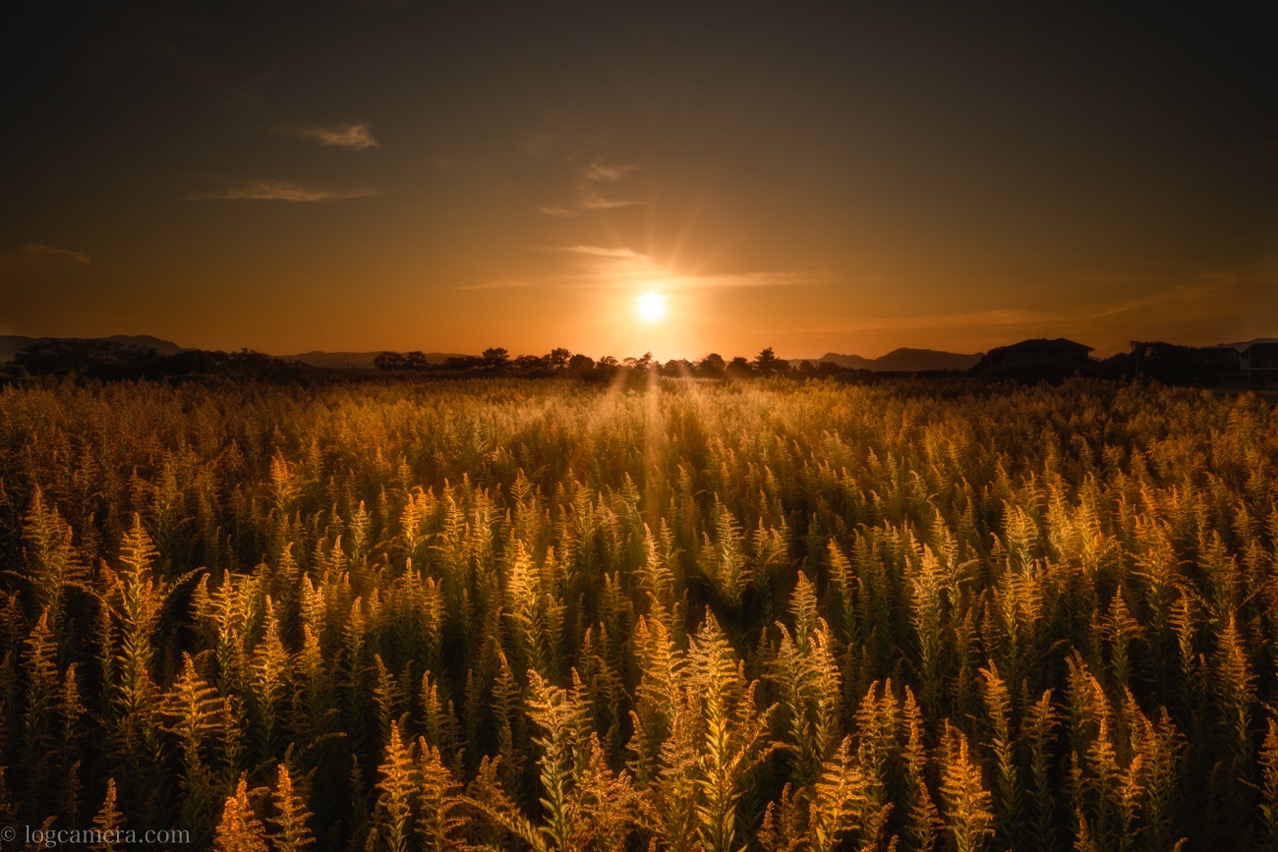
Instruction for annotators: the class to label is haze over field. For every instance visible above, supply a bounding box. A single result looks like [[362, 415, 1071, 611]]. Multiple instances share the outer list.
[[2, 2, 1274, 359]]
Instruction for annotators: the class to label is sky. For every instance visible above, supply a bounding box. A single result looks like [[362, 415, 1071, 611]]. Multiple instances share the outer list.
[[1, 1, 1275, 360]]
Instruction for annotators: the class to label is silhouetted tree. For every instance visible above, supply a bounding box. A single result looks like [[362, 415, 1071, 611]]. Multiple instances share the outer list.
[[753, 347, 789, 376], [594, 355, 620, 381], [726, 356, 753, 378], [661, 359, 694, 377], [568, 353, 595, 374], [220, 349, 308, 380], [482, 347, 510, 372], [547, 348, 572, 370], [698, 353, 727, 379], [161, 349, 222, 376], [443, 355, 482, 372], [373, 352, 405, 371], [513, 354, 549, 374], [1105, 341, 1239, 385]]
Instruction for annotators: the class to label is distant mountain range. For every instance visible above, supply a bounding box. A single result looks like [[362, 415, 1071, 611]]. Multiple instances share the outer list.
[[0, 334, 186, 362], [814, 347, 985, 372], [0, 336, 467, 370]]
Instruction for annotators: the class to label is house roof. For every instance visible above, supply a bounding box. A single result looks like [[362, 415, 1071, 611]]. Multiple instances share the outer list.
[[1244, 342, 1278, 357]]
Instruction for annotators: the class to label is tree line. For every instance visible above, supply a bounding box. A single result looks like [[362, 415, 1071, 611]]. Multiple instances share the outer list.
[[373, 346, 813, 380], [2, 337, 1259, 387]]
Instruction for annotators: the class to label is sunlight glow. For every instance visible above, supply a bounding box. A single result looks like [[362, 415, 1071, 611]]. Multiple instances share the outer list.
[[637, 293, 667, 323]]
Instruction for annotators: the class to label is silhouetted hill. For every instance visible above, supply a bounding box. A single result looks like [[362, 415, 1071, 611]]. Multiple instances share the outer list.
[[286, 351, 469, 369], [873, 348, 984, 371], [1, 334, 184, 362], [816, 352, 876, 369], [817, 348, 982, 371]]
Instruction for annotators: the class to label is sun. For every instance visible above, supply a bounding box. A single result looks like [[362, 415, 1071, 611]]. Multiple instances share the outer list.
[[637, 292, 667, 322]]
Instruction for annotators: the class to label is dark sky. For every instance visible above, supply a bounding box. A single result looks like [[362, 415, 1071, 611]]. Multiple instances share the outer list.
[[2, 1, 1274, 358]]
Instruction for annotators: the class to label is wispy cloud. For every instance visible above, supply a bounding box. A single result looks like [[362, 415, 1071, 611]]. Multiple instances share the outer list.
[[1081, 267, 1278, 348], [189, 178, 380, 202], [581, 162, 637, 182], [518, 113, 641, 217], [554, 245, 826, 288], [459, 245, 827, 292], [537, 204, 579, 219], [1086, 275, 1272, 322], [17, 243, 91, 264], [278, 123, 379, 150], [539, 160, 640, 218], [697, 270, 833, 289], [559, 246, 646, 260]]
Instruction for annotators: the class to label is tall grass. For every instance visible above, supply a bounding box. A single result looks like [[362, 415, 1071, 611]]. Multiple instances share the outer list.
[[0, 376, 1274, 848]]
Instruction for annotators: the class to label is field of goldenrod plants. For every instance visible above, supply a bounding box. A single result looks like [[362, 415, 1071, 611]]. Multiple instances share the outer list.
[[1, 376, 1276, 850]]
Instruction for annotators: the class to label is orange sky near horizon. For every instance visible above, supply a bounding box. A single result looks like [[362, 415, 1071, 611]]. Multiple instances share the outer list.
[[2, 2, 1274, 361]]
